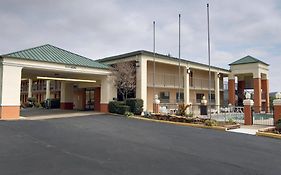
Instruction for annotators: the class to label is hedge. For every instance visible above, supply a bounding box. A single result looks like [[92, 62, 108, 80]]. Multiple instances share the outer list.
[[109, 101, 130, 115], [125, 98, 143, 115]]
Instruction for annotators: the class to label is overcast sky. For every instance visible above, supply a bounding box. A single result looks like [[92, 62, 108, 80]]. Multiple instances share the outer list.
[[0, 0, 280, 92]]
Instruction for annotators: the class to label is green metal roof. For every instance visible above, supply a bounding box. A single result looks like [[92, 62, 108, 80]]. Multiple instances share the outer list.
[[97, 50, 230, 72], [229, 55, 269, 66], [1, 44, 109, 69]]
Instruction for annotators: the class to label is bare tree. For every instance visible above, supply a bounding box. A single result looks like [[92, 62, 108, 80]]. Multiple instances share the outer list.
[[111, 61, 136, 100]]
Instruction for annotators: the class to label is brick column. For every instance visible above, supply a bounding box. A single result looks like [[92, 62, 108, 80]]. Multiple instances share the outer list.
[[243, 97, 254, 125], [94, 87, 101, 111], [273, 93, 281, 124], [254, 78, 261, 113], [261, 79, 269, 113], [228, 79, 235, 105], [153, 95, 160, 114]]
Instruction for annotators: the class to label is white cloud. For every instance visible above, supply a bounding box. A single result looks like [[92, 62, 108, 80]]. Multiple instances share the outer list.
[[0, 0, 280, 91]]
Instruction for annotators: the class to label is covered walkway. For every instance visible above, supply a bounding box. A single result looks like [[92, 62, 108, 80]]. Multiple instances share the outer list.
[[0, 44, 117, 120]]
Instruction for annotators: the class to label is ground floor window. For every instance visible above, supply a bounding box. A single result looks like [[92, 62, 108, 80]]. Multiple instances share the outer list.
[[159, 92, 170, 103], [176, 92, 184, 103], [196, 93, 204, 103]]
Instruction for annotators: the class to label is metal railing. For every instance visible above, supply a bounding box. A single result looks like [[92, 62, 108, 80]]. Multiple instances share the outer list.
[[190, 78, 215, 90], [147, 73, 184, 88], [252, 106, 274, 126]]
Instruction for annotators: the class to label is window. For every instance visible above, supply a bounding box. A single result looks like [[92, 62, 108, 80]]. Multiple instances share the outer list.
[[159, 92, 170, 103], [176, 92, 184, 103], [208, 94, 215, 103], [196, 93, 204, 103]]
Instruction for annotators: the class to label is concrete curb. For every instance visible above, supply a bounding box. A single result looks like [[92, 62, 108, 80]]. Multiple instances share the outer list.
[[256, 131, 281, 139], [128, 116, 226, 131]]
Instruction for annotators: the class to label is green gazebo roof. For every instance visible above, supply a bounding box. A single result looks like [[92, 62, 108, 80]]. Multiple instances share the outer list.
[[229, 55, 269, 66]]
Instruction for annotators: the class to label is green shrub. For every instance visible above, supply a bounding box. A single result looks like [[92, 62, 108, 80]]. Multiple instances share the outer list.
[[117, 105, 130, 115], [204, 119, 217, 126], [109, 101, 130, 115], [125, 98, 143, 115]]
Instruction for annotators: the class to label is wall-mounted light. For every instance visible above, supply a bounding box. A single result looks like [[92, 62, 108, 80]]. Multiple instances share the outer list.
[[217, 73, 221, 78], [135, 60, 140, 67], [187, 68, 191, 74]]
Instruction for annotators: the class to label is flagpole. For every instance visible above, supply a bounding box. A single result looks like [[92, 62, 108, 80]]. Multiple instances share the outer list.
[[153, 21, 156, 100], [207, 4, 211, 119], [178, 14, 181, 104]]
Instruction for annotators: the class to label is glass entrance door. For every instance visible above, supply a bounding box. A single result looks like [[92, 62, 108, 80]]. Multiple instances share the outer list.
[[85, 88, 94, 110]]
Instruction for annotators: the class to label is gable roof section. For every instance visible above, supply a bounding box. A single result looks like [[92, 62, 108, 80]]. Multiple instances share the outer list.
[[1, 44, 109, 69], [97, 50, 230, 72], [229, 55, 269, 66]]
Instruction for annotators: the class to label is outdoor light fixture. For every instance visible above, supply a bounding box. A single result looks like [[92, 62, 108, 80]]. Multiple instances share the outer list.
[[217, 73, 221, 78], [37, 76, 96, 83], [135, 60, 140, 67], [187, 68, 191, 74]]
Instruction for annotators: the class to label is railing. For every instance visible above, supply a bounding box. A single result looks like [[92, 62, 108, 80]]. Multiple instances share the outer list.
[[147, 73, 223, 90], [147, 73, 184, 88], [252, 106, 274, 126], [190, 78, 215, 90]]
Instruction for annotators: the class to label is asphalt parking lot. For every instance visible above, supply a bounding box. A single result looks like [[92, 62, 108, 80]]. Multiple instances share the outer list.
[[1, 114, 281, 175]]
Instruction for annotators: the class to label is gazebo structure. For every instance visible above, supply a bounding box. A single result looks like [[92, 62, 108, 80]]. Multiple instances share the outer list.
[[228, 55, 269, 113]]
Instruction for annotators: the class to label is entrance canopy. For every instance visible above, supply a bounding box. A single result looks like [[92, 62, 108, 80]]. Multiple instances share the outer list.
[[228, 55, 269, 113], [0, 44, 116, 120]]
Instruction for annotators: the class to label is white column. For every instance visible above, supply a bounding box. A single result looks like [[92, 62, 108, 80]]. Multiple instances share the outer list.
[[215, 72, 220, 113], [45, 80, 51, 100], [60, 82, 73, 103], [184, 67, 190, 105], [101, 75, 117, 104], [28, 78, 33, 98], [136, 56, 147, 111], [0, 64, 22, 119]]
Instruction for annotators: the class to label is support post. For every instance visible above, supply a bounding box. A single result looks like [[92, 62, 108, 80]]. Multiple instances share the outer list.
[[0, 65, 22, 120], [28, 78, 33, 98], [136, 57, 147, 111], [228, 74, 235, 106], [261, 78, 270, 113], [243, 93, 254, 125], [100, 76, 117, 112], [273, 92, 281, 124], [215, 72, 220, 113], [254, 78, 261, 113], [45, 80, 51, 100], [60, 82, 74, 109]]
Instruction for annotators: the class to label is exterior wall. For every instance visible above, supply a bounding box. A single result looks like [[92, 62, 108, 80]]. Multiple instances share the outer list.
[[147, 87, 181, 112]]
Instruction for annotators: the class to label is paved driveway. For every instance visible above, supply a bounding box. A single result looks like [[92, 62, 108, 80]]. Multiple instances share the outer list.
[[0, 114, 281, 175]]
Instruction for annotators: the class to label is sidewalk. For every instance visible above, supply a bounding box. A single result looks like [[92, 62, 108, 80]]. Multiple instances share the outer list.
[[227, 125, 270, 135]]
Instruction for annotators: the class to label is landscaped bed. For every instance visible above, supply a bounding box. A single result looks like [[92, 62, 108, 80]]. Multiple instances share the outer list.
[[138, 113, 240, 130], [256, 119, 281, 139]]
